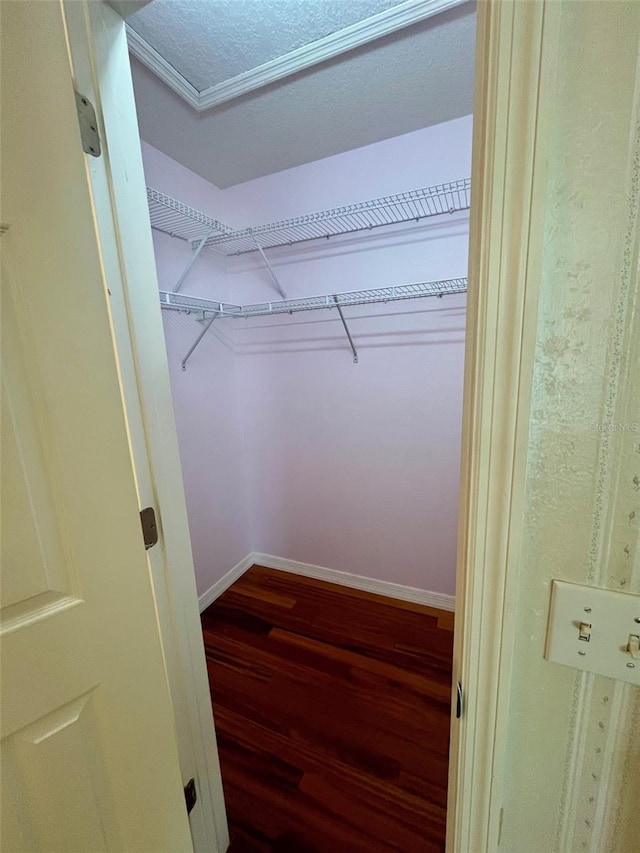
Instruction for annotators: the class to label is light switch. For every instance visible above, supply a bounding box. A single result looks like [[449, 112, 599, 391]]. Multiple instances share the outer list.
[[545, 580, 640, 685], [578, 621, 592, 642]]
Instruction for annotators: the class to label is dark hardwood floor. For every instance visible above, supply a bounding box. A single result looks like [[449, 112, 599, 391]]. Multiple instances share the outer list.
[[201, 565, 454, 853]]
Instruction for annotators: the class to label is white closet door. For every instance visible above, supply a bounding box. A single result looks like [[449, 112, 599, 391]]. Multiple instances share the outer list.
[[0, 2, 192, 849]]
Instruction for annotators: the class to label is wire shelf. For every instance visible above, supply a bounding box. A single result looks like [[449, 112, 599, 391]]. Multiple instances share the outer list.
[[159, 290, 242, 317], [239, 278, 468, 316], [147, 178, 471, 256], [159, 277, 467, 320], [210, 179, 471, 255], [147, 188, 231, 245]]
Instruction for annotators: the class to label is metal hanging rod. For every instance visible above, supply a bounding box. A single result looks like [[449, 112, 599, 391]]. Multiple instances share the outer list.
[[147, 178, 471, 257]]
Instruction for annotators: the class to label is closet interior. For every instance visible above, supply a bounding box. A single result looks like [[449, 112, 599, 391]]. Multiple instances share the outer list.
[[142, 116, 471, 597], [128, 1, 475, 848]]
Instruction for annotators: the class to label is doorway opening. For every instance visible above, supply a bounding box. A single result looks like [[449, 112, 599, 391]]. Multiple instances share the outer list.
[[127, 2, 476, 848]]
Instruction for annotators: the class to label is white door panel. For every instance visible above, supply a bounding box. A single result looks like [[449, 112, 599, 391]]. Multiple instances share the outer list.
[[2, 255, 77, 627], [0, 2, 193, 849]]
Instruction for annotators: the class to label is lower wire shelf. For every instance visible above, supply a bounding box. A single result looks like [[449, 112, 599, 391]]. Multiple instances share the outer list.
[[159, 276, 468, 368], [160, 277, 467, 318]]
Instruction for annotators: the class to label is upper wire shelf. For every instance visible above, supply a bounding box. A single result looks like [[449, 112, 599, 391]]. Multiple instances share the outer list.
[[147, 188, 231, 244], [147, 178, 471, 257], [159, 277, 468, 320]]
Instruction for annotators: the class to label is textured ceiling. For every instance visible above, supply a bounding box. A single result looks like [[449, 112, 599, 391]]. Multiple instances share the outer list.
[[130, 2, 476, 187], [128, 0, 400, 91]]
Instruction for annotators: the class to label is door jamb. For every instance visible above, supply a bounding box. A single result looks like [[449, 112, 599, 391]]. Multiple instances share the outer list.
[[446, 1, 558, 850]]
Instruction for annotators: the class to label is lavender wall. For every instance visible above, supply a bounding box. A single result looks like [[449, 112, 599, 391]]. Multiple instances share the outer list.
[[142, 115, 471, 596], [238, 309, 466, 593], [142, 144, 252, 596], [227, 117, 471, 593]]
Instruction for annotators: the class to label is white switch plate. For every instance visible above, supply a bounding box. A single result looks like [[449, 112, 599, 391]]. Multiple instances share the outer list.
[[545, 580, 640, 685]]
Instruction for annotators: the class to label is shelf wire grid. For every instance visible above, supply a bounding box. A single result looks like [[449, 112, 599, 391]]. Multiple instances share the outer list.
[[159, 278, 467, 320], [147, 178, 471, 256], [159, 290, 242, 317], [147, 188, 231, 245], [207, 178, 471, 255]]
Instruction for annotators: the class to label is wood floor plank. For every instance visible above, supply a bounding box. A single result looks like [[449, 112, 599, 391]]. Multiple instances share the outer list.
[[202, 565, 453, 852]]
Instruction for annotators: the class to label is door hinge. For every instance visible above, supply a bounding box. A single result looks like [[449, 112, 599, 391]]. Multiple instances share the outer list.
[[139, 507, 158, 550], [456, 681, 463, 719], [184, 777, 197, 815], [74, 91, 101, 158]]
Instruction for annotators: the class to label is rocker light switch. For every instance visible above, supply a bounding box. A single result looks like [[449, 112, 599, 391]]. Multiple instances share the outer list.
[[545, 580, 640, 685]]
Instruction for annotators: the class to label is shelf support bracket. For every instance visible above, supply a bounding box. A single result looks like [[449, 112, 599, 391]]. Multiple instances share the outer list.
[[181, 312, 218, 371], [173, 230, 216, 293], [250, 230, 287, 299], [333, 295, 358, 364]]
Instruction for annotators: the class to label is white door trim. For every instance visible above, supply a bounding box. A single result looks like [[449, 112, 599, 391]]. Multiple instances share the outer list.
[[66, 3, 228, 851], [447, 1, 561, 850]]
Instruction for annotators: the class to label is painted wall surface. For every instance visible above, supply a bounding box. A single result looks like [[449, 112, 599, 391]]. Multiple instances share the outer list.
[[499, 4, 640, 851], [228, 118, 471, 592], [143, 143, 252, 595], [221, 115, 472, 225], [237, 306, 465, 592], [142, 117, 471, 595]]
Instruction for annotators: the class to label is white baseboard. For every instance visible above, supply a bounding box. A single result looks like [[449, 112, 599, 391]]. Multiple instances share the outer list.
[[199, 551, 455, 613], [198, 553, 254, 612], [252, 552, 455, 612]]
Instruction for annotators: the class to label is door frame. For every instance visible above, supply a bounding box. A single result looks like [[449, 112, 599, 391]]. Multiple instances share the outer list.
[[447, 1, 559, 850], [80, 1, 555, 851]]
